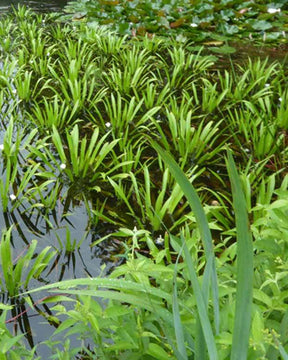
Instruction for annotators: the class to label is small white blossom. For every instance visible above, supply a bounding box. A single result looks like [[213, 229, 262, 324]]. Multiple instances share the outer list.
[[60, 163, 66, 169], [155, 235, 164, 245], [10, 194, 16, 201], [279, 97, 283, 102], [190, 23, 198, 28], [267, 8, 281, 14], [133, 226, 138, 232], [265, 83, 270, 87], [0, 144, 4, 150], [47, 52, 50, 57], [105, 122, 111, 128]]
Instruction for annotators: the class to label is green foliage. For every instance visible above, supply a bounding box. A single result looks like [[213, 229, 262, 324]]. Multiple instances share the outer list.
[[0, 304, 38, 360], [64, 0, 288, 45], [25, 148, 288, 359], [0, 226, 56, 297], [0, 6, 288, 359]]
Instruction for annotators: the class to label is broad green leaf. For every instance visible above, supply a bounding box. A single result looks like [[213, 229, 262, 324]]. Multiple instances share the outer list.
[[146, 343, 172, 360]]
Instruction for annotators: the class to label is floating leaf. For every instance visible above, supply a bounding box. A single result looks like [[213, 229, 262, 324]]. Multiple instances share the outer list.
[[170, 17, 186, 28], [252, 20, 273, 31], [210, 45, 236, 54]]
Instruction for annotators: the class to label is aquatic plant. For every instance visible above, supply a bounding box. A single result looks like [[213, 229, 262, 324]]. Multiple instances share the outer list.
[[0, 7, 287, 358], [64, 0, 288, 48], [24, 148, 288, 359], [0, 226, 56, 297]]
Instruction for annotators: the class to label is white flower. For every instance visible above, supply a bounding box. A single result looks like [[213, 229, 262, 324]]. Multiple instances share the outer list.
[[105, 122, 111, 128], [0, 144, 4, 150], [190, 23, 198, 28], [155, 235, 164, 245], [10, 194, 16, 201], [267, 8, 281, 14], [265, 83, 270, 87], [47, 52, 50, 57], [60, 163, 66, 169], [279, 97, 283, 102]]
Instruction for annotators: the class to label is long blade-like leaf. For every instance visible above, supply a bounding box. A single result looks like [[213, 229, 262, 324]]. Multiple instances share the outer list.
[[226, 150, 253, 360], [151, 140, 219, 333], [180, 233, 218, 360], [173, 244, 188, 360]]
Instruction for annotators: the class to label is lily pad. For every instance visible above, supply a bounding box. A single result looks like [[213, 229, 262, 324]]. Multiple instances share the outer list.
[[252, 20, 273, 31], [209, 45, 236, 54]]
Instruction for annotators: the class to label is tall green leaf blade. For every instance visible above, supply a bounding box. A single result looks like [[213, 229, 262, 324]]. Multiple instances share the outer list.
[[226, 150, 253, 360], [151, 140, 219, 333], [25, 277, 172, 302], [173, 245, 188, 360], [180, 233, 218, 360], [195, 253, 213, 360]]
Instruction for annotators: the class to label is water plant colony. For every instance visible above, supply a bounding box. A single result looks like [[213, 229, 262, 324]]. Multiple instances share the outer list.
[[0, 3, 288, 359]]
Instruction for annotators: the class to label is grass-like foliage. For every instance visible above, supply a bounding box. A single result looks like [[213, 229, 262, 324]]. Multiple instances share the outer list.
[[0, 5, 288, 359]]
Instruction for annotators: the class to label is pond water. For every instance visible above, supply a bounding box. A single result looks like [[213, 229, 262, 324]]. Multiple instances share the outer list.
[[0, 0, 67, 12], [0, 1, 119, 354], [1, 2, 287, 357]]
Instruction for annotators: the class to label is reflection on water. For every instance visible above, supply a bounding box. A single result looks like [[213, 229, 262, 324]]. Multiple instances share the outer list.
[[0, 0, 67, 12], [0, 0, 115, 347]]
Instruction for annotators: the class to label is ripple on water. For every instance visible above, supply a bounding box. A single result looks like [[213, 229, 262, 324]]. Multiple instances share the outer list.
[[0, 0, 67, 13]]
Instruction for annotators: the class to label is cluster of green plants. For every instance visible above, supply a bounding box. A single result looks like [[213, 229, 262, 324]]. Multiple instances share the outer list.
[[63, 0, 288, 46], [0, 5, 288, 359]]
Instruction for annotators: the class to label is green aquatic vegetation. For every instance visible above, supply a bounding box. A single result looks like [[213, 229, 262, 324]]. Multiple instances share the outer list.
[[47, 60, 105, 116], [23, 178, 63, 220], [135, 81, 171, 109], [103, 61, 153, 95], [28, 96, 80, 132], [110, 166, 192, 231], [24, 148, 282, 359], [0, 226, 56, 297], [105, 45, 155, 94], [13, 70, 52, 103], [50, 124, 120, 190], [83, 22, 129, 55], [96, 92, 160, 151], [64, 0, 288, 47], [54, 226, 87, 254], [0, 119, 39, 212], [0, 7, 288, 358], [0, 157, 18, 212], [0, 305, 37, 360]]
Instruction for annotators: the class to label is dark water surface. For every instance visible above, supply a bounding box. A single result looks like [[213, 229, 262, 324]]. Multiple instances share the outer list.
[[0, 1, 117, 355], [0, 0, 67, 12]]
